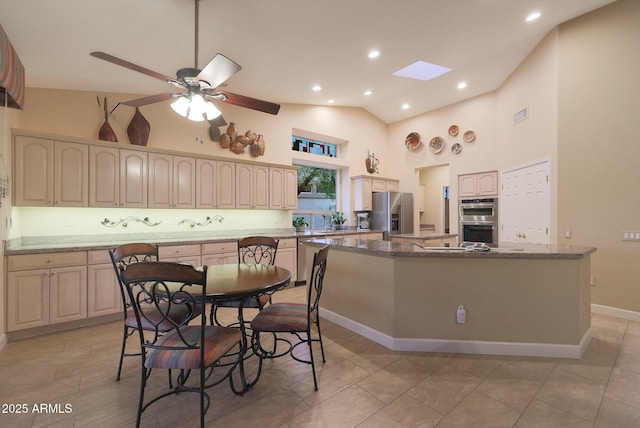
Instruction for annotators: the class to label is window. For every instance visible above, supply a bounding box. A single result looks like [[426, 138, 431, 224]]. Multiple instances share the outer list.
[[292, 137, 336, 157], [294, 166, 336, 230]]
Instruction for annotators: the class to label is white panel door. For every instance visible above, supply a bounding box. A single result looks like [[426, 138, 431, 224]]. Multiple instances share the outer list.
[[500, 160, 550, 244]]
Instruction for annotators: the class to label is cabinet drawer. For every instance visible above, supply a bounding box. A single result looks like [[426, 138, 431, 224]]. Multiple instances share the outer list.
[[158, 244, 201, 258], [278, 238, 297, 249], [7, 251, 87, 271], [201, 241, 237, 254], [87, 249, 112, 265]]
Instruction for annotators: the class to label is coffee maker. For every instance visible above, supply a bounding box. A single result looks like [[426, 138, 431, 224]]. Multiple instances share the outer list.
[[356, 212, 370, 230]]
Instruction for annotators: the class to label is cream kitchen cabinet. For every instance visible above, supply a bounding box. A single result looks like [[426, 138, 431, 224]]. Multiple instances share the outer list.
[[6, 251, 88, 331], [87, 250, 121, 317], [196, 159, 236, 209], [275, 238, 297, 282], [90, 147, 148, 207], [352, 176, 373, 211], [458, 171, 498, 197], [269, 167, 298, 209], [201, 241, 239, 265], [148, 153, 196, 208], [236, 163, 269, 209], [89, 146, 119, 207], [159, 244, 202, 266], [372, 178, 399, 192], [14, 136, 88, 207]]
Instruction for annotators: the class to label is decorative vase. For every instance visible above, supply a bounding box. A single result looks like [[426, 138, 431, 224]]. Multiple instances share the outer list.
[[98, 118, 118, 142], [226, 122, 237, 142], [256, 134, 265, 156], [126, 108, 150, 146]]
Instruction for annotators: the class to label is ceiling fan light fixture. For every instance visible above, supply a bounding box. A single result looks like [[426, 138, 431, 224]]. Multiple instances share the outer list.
[[170, 96, 190, 117], [171, 93, 221, 121]]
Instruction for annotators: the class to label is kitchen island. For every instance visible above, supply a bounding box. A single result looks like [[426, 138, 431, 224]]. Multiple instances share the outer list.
[[303, 237, 596, 358]]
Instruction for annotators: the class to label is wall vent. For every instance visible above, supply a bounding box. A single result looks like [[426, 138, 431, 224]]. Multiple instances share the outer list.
[[513, 107, 529, 125]]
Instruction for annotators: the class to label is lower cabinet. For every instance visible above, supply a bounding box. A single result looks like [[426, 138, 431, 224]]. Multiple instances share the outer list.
[[275, 238, 297, 283], [87, 249, 122, 317], [6, 251, 88, 331], [201, 241, 239, 265], [159, 244, 202, 267]]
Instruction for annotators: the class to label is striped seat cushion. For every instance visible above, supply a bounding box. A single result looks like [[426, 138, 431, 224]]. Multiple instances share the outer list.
[[144, 326, 241, 369], [125, 302, 201, 332], [250, 303, 314, 332]]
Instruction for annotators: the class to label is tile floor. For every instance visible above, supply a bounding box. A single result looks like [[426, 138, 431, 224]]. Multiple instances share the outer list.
[[1, 286, 640, 427]]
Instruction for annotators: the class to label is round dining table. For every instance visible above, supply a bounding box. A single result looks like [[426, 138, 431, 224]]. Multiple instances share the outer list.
[[203, 263, 292, 395]]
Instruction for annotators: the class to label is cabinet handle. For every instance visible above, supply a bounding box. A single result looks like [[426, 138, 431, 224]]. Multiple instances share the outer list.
[[48, 259, 53, 263], [43, 271, 49, 276], [50, 271, 56, 276], [47, 200, 52, 205]]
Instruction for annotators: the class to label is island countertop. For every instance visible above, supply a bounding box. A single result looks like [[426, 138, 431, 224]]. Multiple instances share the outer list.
[[303, 237, 596, 259]]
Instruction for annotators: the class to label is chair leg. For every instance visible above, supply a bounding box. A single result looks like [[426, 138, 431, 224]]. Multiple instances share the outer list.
[[116, 324, 129, 381], [307, 329, 318, 391], [135, 366, 148, 428], [316, 318, 326, 363]]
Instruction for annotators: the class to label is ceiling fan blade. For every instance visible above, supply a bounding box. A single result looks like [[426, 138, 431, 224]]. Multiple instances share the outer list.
[[215, 91, 281, 115], [196, 54, 241, 89], [208, 115, 227, 128], [90, 52, 174, 83], [122, 93, 174, 107]]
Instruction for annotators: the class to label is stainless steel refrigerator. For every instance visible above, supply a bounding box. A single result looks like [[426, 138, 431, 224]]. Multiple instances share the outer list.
[[371, 192, 414, 240]]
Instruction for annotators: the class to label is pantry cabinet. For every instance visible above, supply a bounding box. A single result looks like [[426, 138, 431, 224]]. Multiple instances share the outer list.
[[14, 136, 88, 207]]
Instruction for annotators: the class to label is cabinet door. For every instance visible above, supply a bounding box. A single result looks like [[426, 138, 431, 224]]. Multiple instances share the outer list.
[[386, 181, 399, 192], [269, 167, 285, 209], [120, 149, 148, 207], [477, 172, 498, 196], [196, 159, 216, 208], [7, 270, 49, 331], [372, 179, 386, 192], [87, 263, 122, 317], [89, 146, 119, 207], [49, 266, 87, 324], [217, 161, 235, 208], [13, 136, 54, 206], [173, 156, 196, 208], [148, 153, 172, 208], [458, 175, 478, 197], [283, 168, 298, 209], [253, 165, 269, 208], [54, 141, 88, 207], [353, 177, 372, 211], [235, 163, 253, 208], [275, 238, 297, 281]]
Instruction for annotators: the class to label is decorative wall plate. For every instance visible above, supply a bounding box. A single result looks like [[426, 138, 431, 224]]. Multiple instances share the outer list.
[[463, 130, 476, 143], [448, 125, 459, 136], [429, 136, 444, 154], [451, 143, 462, 154], [405, 132, 422, 151]]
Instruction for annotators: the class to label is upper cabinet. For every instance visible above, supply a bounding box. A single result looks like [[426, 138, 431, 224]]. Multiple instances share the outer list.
[[269, 167, 298, 209], [236, 163, 269, 209], [89, 146, 119, 207], [148, 153, 196, 208], [119, 149, 148, 207], [14, 136, 88, 207], [196, 159, 235, 209], [352, 176, 399, 211], [458, 171, 498, 197]]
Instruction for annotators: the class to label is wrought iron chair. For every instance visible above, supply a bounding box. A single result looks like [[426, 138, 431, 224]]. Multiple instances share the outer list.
[[120, 261, 242, 428], [250, 245, 329, 390], [211, 236, 279, 326], [110, 243, 199, 381]]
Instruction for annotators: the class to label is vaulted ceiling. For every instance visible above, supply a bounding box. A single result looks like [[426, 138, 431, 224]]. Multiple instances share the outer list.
[[0, 0, 615, 123]]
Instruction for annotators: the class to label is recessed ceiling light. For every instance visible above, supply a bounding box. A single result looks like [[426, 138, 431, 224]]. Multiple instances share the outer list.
[[368, 50, 380, 59], [328, 99, 335, 104], [526, 11, 541, 22], [402, 103, 410, 110], [364, 90, 372, 96], [457, 81, 467, 89], [312, 85, 322, 92], [393, 60, 452, 81]]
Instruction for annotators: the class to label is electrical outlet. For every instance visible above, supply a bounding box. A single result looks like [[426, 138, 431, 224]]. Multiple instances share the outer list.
[[456, 305, 466, 324], [590, 276, 596, 287], [564, 230, 572, 239]]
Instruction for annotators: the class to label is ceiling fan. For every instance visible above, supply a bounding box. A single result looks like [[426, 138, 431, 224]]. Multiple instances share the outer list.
[[89, 0, 280, 122]]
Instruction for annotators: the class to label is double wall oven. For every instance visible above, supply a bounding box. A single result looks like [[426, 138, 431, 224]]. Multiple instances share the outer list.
[[459, 198, 498, 246]]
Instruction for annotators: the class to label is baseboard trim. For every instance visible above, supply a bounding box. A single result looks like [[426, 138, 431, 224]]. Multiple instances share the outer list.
[[591, 304, 640, 322], [320, 307, 589, 359]]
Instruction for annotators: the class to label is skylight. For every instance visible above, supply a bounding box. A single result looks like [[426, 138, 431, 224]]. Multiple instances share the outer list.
[[392, 61, 452, 81]]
